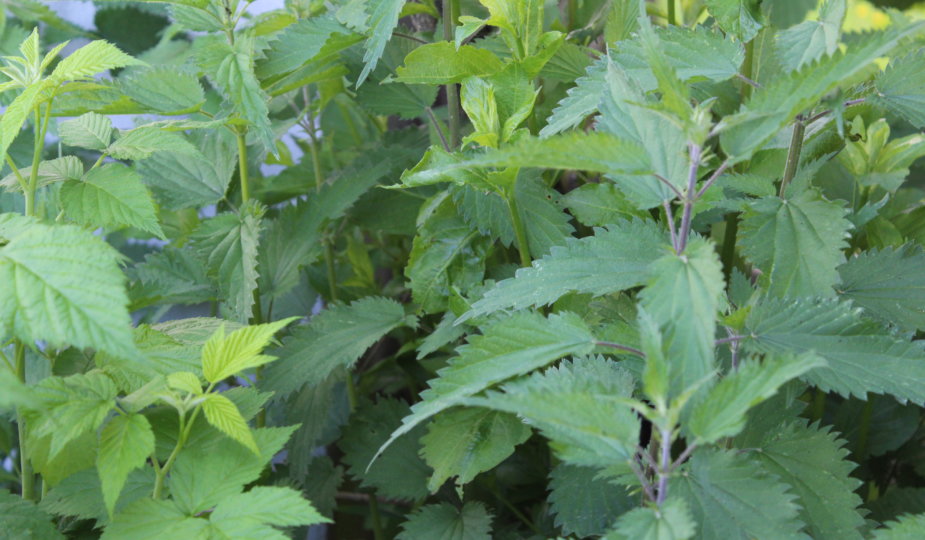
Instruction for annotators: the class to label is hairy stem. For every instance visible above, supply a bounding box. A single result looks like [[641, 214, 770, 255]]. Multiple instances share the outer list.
[[302, 87, 324, 193], [676, 144, 702, 253], [780, 116, 805, 197], [236, 131, 251, 203], [15, 342, 34, 500], [25, 108, 43, 217], [655, 426, 672, 506], [442, 0, 461, 148], [507, 194, 532, 267], [667, 0, 676, 26]]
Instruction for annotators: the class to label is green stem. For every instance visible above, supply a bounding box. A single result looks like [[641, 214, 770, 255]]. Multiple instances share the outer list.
[[15, 342, 34, 501], [302, 87, 324, 192], [507, 194, 531, 267], [236, 131, 250, 203], [780, 117, 805, 197], [4, 154, 27, 193], [25, 108, 44, 217], [721, 213, 739, 282], [442, 0, 461, 148], [742, 40, 755, 101], [368, 491, 385, 540], [811, 388, 826, 422], [324, 239, 338, 302], [857, 395, 874, 461], [667, 0, 677, 26], [152, 399, 205, 500]]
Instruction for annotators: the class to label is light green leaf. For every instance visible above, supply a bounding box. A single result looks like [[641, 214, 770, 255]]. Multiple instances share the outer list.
[[201, 317, 297, 383], [169, 426, 296, 515], [515, 172, 574, 257], [0, 490, 65, 540], [0, 217, 136, 358], [421, 408, 530, 492], [340, 398, 430, 501], [190, 205, 262, 323], [639, 238, 724, 396], [397, 502, 493, 540], [743, 297, 925, 404], [258, 15, 354, 76], [607, 498, 696, 540], [97, 414, 155, 517], [262, 297, 412, 398], [374, 311, 595, 465], [562, 182, 646, 226], [49, 39, 142, 83], [167, 371, 202, 395], [0, 80, 47, 166], [540, 58, 607, 137], [675, 449, 805, 540], [202, 392, 258, 455], [136, 130, 235, 210], [736, 420, 865, 540], [119, 65, 205, 114], [873, 513, 925, 540], [688, 354, 825, 444], [395, 42, 505, 84], [59, 112, 113, 150], [102, 498, 209, 540], [461, 220, 664, 321], [131, 247, 216, 308], [357, 0, 405, 86], [1, 156, 83, 193], [107, 126, 199, 161], [60, 163, 165, 238], [197, 35, 274, 150], [775, 0, 845, 72], [738, 190, 851, 298], [465, 356, 639, 468], [704, 0, 762, 42], [872, 51, 925, 129], [837, 244, 925, 332], [41, 468, 154, 526], [210, 486, 330, 536], [27, 372, 117, 460], [549, 463, 635, 538]]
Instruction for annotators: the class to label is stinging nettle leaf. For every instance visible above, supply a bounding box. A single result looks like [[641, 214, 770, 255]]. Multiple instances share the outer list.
[[549, 463, 636, 538], [107, 125, 199, 161], [871, 50, 925, 129], [607, 497, 696, 540], [357, 0, 405, 86], [837, 244, 925, 332], [394, 42, 506, 84], [397, 502, 493, 540], [97, 413, 155, 517]]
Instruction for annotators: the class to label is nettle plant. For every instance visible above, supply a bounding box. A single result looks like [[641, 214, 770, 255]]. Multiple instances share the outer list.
[[3, 0, 925, 538]]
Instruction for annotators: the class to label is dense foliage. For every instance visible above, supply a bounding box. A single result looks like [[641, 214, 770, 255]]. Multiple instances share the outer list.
[[3, 0, 925, 537]]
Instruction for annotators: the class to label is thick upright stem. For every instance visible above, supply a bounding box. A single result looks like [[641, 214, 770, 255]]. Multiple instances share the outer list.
[[780, 117, 805, 197], [25, 108, 44, 217], [655, 427, 672, 506], [443, 0, 461, 148], [676, 144, 702, 253], [236, 131, 251, 203], [667, 0, 677, 26], [507, 195, 532, 267], [15, 342, 34, 500]]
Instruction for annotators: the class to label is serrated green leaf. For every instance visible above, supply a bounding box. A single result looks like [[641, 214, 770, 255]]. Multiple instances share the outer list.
[[738, 190, 851, 298], [258, 15, 355, 77], [169, 425, 296, 515], [640, 238, 724, 396], [395, 42, 505, 84], [735, 420, 865, 540], [41, 468, 153, 526], [0, 81, 47, 167], [721, 25, 924, 160], [607, 498, 696, 540], [704, 0, 762, 42], [0, 490, 64, 540], [210, 486, 330, 536], [562, 182, 646, 226], [461, 220, 664, 321], [102, 498, 210, 539], [397, 502, 493, 540], [190, 206, 262, 323], [60, 162, 165, 238], [97, 414, 155, 517], [131, 247, 216, 308], [422, 408, 530, 492], [540, 57, 607, 137], [340, 398, 430, 501], [466, 356, 638, 467], [0, 217, 136, 358], [357, 0, 405, 86], [374, 311, 595, 464], [135, 130, 235, 210], [59, 112, 113, 150], [515, 172, 574, 257], [107, 125, 199, 161], [202, 392, 258, 455], [743, 297, 925, 404], [775, 0, 845, 72], [675, 448, 805, 540], [167, 371, 202, 395], [837, 244, 925, 332], [262, 297, 411, 398], [688, 354, 825, 444], [197, 35, 274, 150], [1, 156, 83, 193], [874, 512, 925, 539], [119, 65, 204, 114], [549, 463, 635, 538], [201, 317, 297, 383], [871, 50, 925, 128], [49, 39, 142, 84]]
